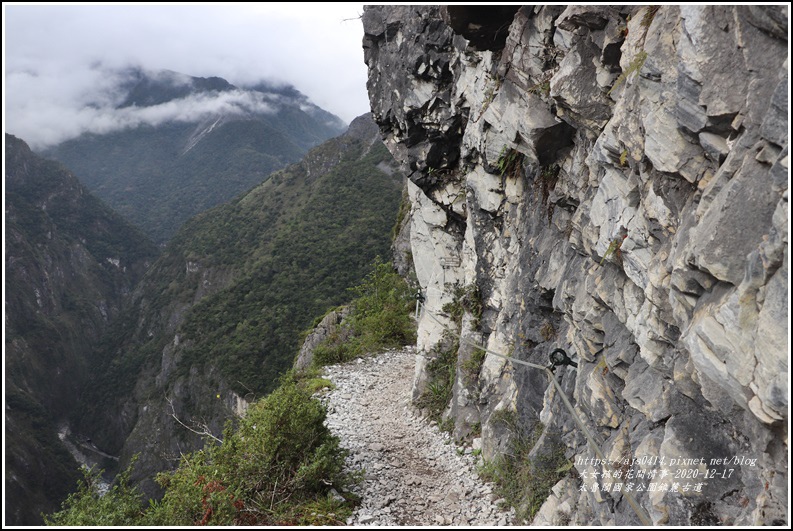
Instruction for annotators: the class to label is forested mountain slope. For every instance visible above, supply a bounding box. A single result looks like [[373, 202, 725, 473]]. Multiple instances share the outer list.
[[44, 69, 346, 242], [73, 114, 406, 499], [5, 134, 158, 525]]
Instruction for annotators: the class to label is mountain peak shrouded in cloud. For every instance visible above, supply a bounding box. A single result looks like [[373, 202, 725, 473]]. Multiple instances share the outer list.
[[5, 4, 368, 149], [40, 68, 348, 243], [6, 65, 346, 150], [117, 68, 236, 108]]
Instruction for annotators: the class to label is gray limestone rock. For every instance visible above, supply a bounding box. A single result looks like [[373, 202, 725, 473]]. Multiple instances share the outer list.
[[762, 72, 789, 148], [363, 4, 788, 526], [294, 306, 352, 372]]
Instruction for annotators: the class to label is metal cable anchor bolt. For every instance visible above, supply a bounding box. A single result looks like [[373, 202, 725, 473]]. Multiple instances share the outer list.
[[548, 348, 578, 373]]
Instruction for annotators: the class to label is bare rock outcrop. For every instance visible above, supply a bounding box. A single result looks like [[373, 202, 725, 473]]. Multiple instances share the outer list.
[[363, 5, 788, 526]]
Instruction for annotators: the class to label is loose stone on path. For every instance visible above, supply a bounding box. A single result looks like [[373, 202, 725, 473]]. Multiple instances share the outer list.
[[320, 348, 514, 526]]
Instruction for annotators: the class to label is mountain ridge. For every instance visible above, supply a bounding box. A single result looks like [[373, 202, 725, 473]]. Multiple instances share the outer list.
[[66, 113, 407, 501], [43, 69, 347, 243]]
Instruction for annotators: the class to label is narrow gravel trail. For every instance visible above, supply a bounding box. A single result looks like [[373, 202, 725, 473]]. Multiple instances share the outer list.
[[321, 347, 515, 526]]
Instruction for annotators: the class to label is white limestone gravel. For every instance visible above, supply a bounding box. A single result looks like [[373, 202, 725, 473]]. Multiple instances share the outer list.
[[319, 347, 515, 526]]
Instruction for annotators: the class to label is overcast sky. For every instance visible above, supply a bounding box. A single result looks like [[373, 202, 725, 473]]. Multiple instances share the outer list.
[[3, 3, 370, 149]]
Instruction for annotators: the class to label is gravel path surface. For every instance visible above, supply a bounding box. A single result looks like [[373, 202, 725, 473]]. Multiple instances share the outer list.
[[321, 347, 515, 526]]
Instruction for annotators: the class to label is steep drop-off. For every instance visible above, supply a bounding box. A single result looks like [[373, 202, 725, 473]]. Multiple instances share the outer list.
[[78, 115, 406, 499], [44, 69, 346, 242], [364, 5, 787, 525], [5, 134, 158, 525]]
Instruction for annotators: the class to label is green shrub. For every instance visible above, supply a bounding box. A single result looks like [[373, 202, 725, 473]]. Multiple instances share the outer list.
[[47, 382, 355, 526], [44, 458, 145, 526], [528, 79, 551, 97], [311, 257, 416, 367], [301, 377, 335, 394], [147, 381, 352, 525], [313, 339, 354, 366], [462, 346, 487, 383], [442, 283, 483, 329], [496, 147, 524, 179], [479, 418, 571, 523], [391, 185, 411, 241], [415, 335, 459, 427]]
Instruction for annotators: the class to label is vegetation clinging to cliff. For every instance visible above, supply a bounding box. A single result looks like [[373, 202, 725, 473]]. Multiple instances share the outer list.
[[414, 334, 459, 431], [480, 413, 571, 523], [312, 258, 417, 366], [45, 379, 356, 526]]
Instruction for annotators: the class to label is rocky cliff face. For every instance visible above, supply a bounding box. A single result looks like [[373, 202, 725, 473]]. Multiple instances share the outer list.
[[363, 5, 787, 525]]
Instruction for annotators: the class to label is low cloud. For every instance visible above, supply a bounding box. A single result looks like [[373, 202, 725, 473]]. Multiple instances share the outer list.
[[7, 67, 280, 149], [5, 4, 368, 150]]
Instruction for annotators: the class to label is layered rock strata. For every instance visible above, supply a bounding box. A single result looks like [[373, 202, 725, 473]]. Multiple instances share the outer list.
[[363, 5, 788, 525]]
